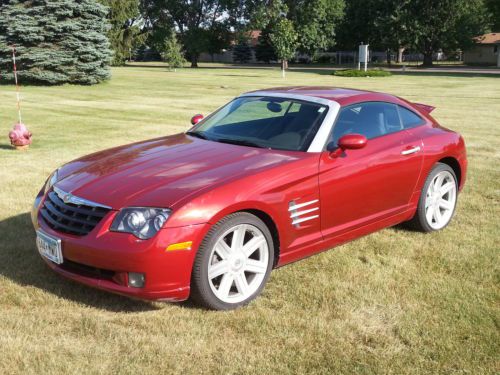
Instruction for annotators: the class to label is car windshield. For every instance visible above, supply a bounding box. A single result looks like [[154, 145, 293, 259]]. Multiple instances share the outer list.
[[189, 96, 328, 151]]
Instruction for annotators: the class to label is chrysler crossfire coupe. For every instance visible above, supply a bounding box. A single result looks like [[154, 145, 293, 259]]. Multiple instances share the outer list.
[[32, 87, 467, 310]]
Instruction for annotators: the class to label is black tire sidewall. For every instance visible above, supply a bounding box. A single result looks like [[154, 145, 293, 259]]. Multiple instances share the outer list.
[[190, 212, 274, 310]]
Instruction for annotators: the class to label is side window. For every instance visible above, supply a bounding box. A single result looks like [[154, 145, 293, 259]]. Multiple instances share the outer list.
[[398, 106, 425, 129], [331, 102, 402, 144]]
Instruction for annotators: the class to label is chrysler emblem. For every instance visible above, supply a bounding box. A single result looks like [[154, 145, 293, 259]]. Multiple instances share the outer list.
[[53, 186, 111, 210], [62, 193, 73, 204]]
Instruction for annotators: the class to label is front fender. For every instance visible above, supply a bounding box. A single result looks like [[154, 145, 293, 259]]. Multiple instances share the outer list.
[[164, 154, 321, 258], [166, 191, 284, 234]]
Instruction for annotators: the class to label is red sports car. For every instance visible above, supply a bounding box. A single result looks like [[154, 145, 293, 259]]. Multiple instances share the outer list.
[[32, 87, 467, 310]]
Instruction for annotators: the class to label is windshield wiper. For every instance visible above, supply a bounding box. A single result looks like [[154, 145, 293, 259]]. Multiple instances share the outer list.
[[216, 138, 264, 148], [186, 131, 210, 140], [187, 132, 264, 148]]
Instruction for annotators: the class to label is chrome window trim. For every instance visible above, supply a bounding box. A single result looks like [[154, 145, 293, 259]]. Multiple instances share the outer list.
[[238, 91, 340, 153]]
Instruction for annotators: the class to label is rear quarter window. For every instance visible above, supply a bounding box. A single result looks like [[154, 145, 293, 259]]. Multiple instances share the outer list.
[[398, 106, 425, 129]]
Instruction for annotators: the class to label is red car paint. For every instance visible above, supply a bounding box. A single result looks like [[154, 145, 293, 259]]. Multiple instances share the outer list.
[[32, 87, 467, 301]]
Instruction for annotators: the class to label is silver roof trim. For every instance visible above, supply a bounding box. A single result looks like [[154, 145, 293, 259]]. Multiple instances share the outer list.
[[240, 91, 333, 106], [239, 92, 340, 152]]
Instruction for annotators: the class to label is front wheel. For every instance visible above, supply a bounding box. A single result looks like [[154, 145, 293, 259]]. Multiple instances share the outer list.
[[408, 162, 458, 232], [190, 212, 274, 310]]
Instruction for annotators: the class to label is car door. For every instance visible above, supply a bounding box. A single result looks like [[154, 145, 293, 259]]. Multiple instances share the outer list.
[[319, 101, 423, 239]]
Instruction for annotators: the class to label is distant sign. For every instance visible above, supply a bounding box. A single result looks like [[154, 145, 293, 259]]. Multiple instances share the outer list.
[[359, 44, 369, 63]]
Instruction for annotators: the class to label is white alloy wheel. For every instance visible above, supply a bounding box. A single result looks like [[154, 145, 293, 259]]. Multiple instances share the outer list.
[[424, 170, 457, 230], [207, 224, 269, 304]]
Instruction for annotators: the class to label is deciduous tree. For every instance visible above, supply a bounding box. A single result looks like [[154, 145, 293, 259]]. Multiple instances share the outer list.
[[206, 23, 233, 62], [141, 0, 241, 67], [485, 0, 500, 30], [99, 0, 144, 65], [337, 0, 489, 66], [336, 0, 410, 63], [285, 0, 344, 57], [405, 0, 489, 66], [248, 0, 344, 57], [160, 31, 186, 71], [269, 18, 298, 77]]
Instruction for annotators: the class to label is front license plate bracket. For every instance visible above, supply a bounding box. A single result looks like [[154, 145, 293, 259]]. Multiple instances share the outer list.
[[36, 230, 63, 265]]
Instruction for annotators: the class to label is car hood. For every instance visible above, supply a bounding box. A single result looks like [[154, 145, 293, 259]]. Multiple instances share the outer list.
[[55, 133, 303, 209]]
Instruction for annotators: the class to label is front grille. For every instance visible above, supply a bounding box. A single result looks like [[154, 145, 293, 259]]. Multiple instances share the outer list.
[[40, 190, 110, 236]]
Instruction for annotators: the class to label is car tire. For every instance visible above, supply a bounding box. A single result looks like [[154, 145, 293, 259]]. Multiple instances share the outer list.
[[408, 162, 458, 232], [190, 212, 274, 310]]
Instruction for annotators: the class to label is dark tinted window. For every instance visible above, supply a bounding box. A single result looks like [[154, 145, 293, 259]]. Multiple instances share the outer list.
[[398, 106, 425, 129], [331, 102, 403, 144]]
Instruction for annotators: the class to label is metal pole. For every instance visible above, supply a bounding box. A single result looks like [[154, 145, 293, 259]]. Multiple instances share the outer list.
[[365, 45, 369, 71], [12, 45, 22, 124]]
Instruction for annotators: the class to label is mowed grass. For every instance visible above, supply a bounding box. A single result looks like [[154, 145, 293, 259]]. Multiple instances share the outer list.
[[0, 64, 499, 375]]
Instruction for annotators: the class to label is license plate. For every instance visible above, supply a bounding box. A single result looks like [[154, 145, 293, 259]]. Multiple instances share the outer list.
[[36, 230, 63, 264]]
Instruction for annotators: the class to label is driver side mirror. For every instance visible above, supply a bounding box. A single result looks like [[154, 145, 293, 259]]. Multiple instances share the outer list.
[[191, 114, 204, 125], [328, 133, 367, 158]]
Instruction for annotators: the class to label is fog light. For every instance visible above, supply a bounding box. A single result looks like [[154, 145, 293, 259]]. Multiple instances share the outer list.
[[128, 272, 145, 288]]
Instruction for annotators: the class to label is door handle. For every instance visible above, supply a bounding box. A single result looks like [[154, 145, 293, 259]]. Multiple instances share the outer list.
[[401, 146, 421, 155]]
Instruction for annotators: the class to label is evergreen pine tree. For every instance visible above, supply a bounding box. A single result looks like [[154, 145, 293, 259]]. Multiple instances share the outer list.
[[232, 39, 252, 64], [255, 27, 277, 63], [0, 0, 112, 85]]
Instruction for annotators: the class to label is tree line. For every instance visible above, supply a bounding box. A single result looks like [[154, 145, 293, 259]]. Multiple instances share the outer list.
[[130, 0, 499, 68], [0, 0, 499, 85]]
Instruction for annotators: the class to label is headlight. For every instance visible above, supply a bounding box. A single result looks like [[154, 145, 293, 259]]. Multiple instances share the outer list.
[[110, 207, 171, 239], [44, 169, 59, 194]]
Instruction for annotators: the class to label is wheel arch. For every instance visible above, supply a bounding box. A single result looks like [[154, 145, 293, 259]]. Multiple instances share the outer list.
[[206, 203, 282, 268], [437, 156, 461, 187], [240, 209, 280, 268]]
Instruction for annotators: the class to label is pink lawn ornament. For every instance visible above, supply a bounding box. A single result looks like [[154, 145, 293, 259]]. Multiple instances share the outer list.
[[9, 123, 32, 150]]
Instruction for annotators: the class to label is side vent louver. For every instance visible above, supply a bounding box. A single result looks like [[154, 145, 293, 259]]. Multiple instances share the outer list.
[[288, 199, 319, 227]]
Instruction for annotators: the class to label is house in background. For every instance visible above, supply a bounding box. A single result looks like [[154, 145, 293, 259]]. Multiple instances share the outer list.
[[464, 33, 500, 67]]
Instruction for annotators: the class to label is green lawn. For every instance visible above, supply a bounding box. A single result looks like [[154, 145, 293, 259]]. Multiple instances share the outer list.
[[0, 64, 498, 375]]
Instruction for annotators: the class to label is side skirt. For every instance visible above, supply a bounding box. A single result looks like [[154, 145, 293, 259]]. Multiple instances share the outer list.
[[276, 208, 416, 267]]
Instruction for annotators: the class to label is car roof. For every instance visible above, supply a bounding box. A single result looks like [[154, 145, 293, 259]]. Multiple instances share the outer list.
[[245, 86, 404, 107]]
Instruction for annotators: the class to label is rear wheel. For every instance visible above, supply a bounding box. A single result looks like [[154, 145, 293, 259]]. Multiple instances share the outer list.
[[190, 212, 274, 310], [408, 162, 458, 232]]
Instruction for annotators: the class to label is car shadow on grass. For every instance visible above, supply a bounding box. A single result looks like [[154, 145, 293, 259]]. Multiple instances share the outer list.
[[0, 212, 162, 312]]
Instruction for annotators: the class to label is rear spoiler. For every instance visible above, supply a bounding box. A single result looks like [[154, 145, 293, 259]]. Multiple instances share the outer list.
[[413, 102, 436, 114]]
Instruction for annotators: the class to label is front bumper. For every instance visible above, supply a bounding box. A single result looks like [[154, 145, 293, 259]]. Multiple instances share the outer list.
[[32, 191, 210, 302]]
